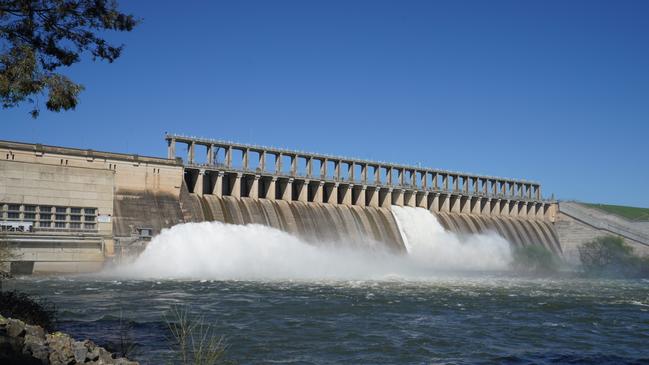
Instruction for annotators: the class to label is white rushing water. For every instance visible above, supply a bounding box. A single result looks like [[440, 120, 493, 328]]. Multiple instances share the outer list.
[[391, 206, 512, 271], [120, 207, 513, 280]]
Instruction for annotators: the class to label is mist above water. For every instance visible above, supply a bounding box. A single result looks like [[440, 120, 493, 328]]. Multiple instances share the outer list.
[[120, 207, 513, 280]]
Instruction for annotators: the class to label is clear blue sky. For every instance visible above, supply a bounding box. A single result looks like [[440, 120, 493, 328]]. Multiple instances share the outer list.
[[2, 1, 648, 207]]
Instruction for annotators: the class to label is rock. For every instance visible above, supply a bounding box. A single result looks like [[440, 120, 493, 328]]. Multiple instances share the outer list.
[[47, 332, 75, 365], [114, 358, 139, 365], [98, 347, 116, 363], [25, 324, 45, 339], [7, 318, 27, 338], [0, 316, 139, 364], [73, 340, 89, 362], [23, 332, 48, 362], [0, 315, 8, 336], [82, 339, 101, 362]]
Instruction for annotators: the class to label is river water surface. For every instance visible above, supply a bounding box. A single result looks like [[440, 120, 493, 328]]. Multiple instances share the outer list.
[[7, 275, 649, 364]]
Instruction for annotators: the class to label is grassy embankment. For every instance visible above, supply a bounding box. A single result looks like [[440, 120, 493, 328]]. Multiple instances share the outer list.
[[583, 203, 649, 221]]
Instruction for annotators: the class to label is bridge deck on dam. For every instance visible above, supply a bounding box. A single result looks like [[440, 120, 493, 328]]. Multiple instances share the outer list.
[[167, 134, 557, 221]]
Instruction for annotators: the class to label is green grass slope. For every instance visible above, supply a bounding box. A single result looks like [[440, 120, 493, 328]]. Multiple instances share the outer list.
[[583, 203, 649, 221]]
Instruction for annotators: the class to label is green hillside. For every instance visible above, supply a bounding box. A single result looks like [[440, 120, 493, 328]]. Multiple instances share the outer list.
[[583, 203, 649, 221]]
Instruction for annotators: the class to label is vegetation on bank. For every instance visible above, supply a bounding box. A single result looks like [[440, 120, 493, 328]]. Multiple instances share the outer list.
[[0, 289, 233, 364], [578, 235, 649, 278], [509, 236, 649, 279], [583, 203, 649, 221], [164, 306, 234, 365]]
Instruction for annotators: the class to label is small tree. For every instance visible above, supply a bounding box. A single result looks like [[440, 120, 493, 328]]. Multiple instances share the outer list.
[[578, 235, 641, 277]]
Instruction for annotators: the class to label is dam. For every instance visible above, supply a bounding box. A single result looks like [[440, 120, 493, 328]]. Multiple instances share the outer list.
[[1, 134, 646, 274], [169, 133, 560, 253]]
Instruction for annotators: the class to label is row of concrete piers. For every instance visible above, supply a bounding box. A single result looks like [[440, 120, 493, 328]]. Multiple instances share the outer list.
[[184, 168, 553, 219], [167, 134, 543, 201]]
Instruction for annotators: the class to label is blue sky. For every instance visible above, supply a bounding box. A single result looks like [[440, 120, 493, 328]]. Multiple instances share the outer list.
[[2, 1, 648, 207]]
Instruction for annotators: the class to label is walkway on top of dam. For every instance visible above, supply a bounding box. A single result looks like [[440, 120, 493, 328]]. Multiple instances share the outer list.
[[166, 133, 547, 203]]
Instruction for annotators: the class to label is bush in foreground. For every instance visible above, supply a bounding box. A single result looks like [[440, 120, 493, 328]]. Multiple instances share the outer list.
[[164, 305, 233, 365], [578, 235, 649, 278]]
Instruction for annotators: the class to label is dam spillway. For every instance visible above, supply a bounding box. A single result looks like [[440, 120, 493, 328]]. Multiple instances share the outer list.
[[198, 196, 405, 252], [182, 195, 561, 256], [1, 135, 564, 274], [170, 133, 561, 254]]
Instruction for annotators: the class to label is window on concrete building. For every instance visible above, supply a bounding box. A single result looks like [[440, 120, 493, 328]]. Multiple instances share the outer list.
[[40, 214, 51, 221], [8, 204, 20, 211], [24, 213, 35, 220], [7, 212, 19, 219], [70, 215, 81, 221], [85, 208, 96, 215], [84, 215, 95, 222], [69, 222, 81, 229], [71, 207, 81, 214], [84, 223, 96, 230], [55, 222, 66, 228], [39, 206, 52, 213], [55, 214, 66, 221], [56, 207, 67, 213], [39, 222, 51, 228], [24, 205, 36, 212]]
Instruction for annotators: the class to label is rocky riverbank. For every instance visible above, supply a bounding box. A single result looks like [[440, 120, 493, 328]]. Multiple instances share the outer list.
[[0, 315, 138, 365]]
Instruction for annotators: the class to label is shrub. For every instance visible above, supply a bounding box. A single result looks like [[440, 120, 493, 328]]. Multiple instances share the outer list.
[[0, 290, 56, 331], [578, 235, 649, 278], [164, 305, 233, 365], [511, 244, 559, 274]]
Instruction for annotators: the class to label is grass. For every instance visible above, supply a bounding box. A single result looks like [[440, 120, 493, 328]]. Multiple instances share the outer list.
[[164, 305, 233, 365], [582, 203, 649, 221]]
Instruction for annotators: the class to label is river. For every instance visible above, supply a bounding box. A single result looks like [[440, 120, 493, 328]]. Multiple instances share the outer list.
[[7, 275, 649, 364]]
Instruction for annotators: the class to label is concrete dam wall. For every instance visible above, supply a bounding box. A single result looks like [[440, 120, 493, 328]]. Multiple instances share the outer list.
[[1, 137, 565, 274], [182, 193, 560, 255], [436, 213, 561, 254], [199, 196, 405, 252]]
